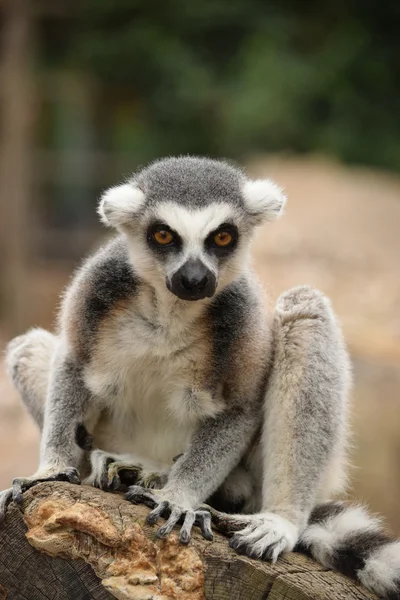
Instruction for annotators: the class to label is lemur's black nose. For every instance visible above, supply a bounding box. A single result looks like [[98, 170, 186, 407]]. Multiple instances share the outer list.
[[169, 259, 216, 301], [181, 271, 208, 293]]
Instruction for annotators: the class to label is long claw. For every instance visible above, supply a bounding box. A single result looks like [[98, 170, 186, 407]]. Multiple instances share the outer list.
[[156, 507, 182, 539], [12, 479, 24, 504], [0, 488, 13, 523], [229, 534, 245, 551], [109, 474, 121, 491], [196, 510, 213, 541], [146, 501, 169, 525], [63, 467, 80, 484], [125, 485, 157, 509], [179, 511, 195, 544], [128, 495, 214, 543], [207, 505, 248, 535], [100, 458, 114, 489], [12, 468, 80, 505], [269, 539, 287, 563]]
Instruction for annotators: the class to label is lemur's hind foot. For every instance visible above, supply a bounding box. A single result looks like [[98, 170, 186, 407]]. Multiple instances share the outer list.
[[5, 328, 55, 430], [208, 508, 298, 562], [86, 449, 168, 492]]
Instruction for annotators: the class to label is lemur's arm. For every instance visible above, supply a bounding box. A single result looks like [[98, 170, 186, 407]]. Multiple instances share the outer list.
[[213, 286, 350, 562], [126, 407, 260, 542], [164, 409, 258, 507], [39, 351, 90, 473], [11, 348, 92, 503]]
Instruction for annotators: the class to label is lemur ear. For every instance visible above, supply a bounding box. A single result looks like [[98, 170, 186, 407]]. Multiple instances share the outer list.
[[98, 183, 145, 229], [242, 179, 287, 224]]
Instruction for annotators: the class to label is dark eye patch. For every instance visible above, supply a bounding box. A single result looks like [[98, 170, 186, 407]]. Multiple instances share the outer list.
[[205, 223, 239, 257], [146, 222, 182, 256]]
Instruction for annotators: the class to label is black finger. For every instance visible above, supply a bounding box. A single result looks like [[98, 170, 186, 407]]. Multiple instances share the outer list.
[[179, 511, 195, 544], [146, 501, 169, 525], [196, 510, 213, 541], [261, 540, 281, 562], [101, 458, 114, 489], [0, 489, 13, 523], [12, 479, 24, 504], [61, 468, 80, 484], [229, 534, 246, 552], [156, 507, 182, 539], [211, 512, 248, 535], [125, 485, 156, 508], [101, 471, 111, 490], [110, 473, 121, 491]]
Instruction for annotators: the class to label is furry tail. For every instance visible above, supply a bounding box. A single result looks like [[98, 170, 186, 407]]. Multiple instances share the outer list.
[[299, 502, 400, 599]]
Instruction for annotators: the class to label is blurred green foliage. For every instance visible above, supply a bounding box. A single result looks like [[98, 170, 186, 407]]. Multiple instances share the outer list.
[[68, 0, 400, 169]]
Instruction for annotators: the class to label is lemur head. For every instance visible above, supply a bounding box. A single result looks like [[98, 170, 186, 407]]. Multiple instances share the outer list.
[[99, 156, 286, 301]]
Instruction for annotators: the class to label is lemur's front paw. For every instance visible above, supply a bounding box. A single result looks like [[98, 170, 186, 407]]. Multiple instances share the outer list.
[[125, 485, 213, 544], [12, 467, 80, 504], [211, 510, 298, 562]]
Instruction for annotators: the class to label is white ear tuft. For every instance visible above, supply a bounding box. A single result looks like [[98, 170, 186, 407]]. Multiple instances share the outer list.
[[98, 183, 145, 229], [242, 179, 287, 223]]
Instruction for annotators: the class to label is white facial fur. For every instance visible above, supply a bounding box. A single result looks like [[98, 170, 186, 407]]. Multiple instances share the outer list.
[[152, 201, 245, 274], [98, 173, 286, 297], [125, 201, 252, 295]]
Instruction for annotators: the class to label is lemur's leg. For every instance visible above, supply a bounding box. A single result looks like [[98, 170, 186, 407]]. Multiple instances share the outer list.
[[1, 329, 79, 521], [2, 333, 97, 518], [85, 449, 169, 491], [212, 286, 351, 562], [5, 328, 56, 430]]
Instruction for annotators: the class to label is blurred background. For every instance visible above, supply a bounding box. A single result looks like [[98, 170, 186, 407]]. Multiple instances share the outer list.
[[0, 0, 399, 532]]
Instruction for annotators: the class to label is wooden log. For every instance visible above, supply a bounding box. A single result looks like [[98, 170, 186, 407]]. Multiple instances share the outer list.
[[0, 482, 377, 600]]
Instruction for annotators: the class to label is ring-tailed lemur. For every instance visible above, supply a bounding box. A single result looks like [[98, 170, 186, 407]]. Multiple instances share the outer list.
[[1, 157, 399, 599]]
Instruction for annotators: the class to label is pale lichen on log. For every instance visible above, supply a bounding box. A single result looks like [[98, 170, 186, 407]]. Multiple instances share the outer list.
[[24, 484, 204, 600], [0, 482, 378, 600]]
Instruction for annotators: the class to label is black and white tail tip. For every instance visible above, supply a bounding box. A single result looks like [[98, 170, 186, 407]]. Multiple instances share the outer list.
[[298, 502, 400, 599]]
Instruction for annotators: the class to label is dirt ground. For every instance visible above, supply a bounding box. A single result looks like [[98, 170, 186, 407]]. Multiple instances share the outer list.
[[1, 155, 399, 534]]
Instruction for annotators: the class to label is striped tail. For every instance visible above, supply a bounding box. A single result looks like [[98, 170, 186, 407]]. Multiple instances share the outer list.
[[299, 502, 400, 599]]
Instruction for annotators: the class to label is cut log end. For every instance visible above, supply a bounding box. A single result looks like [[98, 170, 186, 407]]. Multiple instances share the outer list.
[[0, 482, 377, 600]]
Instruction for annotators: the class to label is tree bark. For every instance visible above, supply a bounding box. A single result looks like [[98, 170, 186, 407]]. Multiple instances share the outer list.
[[0, 482, 377, 600]]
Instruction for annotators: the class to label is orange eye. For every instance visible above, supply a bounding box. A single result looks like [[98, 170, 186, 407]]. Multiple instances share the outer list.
[[214, 231, 233, 247], [154, 230, 174, 245]]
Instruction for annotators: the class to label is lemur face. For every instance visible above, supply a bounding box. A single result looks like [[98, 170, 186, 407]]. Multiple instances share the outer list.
[[99, 156, 286, 300], [145, 204, 240, 300]]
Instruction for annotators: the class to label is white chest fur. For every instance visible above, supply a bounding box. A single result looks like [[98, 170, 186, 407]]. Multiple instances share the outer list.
[[83, 295, 222, 464]]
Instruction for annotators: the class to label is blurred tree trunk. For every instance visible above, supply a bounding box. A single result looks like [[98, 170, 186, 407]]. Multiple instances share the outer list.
[[0, 0, 35, 337]]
